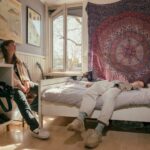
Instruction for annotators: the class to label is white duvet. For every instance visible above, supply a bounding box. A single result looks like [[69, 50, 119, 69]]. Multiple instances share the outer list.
[[42, 81, 150, 110]]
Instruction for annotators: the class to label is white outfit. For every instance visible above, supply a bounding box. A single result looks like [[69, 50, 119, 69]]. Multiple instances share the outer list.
[[80, 80, 132, 126]]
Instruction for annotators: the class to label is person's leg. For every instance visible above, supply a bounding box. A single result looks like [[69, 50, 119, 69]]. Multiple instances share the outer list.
[[67, 82, 100, 132], [85, 87, 121, 148], [13, 89, 49, 139], [29, 82, 38, 112], [97, 87, 121, 126], [79, 82, 100, 116], [13, 89, 39, 131]]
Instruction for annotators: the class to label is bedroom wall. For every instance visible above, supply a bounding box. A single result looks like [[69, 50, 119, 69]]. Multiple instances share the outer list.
[[0, 0, 46, 81], [16, 0, 46, 56], [16, 0, 46, 81], [0, 0, 121, 80]]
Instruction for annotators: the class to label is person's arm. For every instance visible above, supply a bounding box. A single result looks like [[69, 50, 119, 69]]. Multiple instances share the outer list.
[[19, 62, 30, 81], [13, 72, 28, 93], [16, 61, 30, 93], [16, 61, 31, 92], [85, 82, 94, 88]]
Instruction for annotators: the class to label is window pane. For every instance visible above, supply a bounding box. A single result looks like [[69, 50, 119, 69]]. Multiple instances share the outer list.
[[66, 7, 82, 71], [52, 14, 64, 70]]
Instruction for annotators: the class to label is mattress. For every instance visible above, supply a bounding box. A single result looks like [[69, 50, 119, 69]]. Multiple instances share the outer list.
[[42, 81, 150, 110]]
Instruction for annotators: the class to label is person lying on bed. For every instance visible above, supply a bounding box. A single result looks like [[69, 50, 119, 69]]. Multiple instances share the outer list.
[[1, 40, 49, 140], [67, 80, 144, 148]]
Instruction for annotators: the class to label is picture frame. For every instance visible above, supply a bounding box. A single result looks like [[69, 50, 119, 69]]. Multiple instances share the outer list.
[[27, 7, 41, 47], [0, 0, 22, 43]]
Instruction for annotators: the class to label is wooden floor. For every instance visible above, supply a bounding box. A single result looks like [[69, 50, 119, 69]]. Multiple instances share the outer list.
[[0, 117, 150, 150]]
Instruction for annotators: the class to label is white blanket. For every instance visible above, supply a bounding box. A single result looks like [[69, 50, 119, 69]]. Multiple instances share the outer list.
[[42, 81, 150, 110]]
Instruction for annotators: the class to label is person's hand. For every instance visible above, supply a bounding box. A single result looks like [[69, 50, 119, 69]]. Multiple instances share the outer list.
[[85, 82, 93, 88], [131, 81, 144, 89], [20, 84, 28, 93], [24, 81, 30, 93]]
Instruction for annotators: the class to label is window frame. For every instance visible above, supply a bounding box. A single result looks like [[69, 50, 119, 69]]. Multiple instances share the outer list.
[[50, 4, 83, 74]]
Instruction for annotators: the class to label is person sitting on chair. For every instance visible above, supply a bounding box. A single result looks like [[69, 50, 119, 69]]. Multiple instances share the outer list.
[[67, 80, 144, 148], [1, 40, 49, 140]]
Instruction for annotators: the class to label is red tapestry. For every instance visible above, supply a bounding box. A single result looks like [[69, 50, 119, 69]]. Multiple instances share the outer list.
[[87, 1, 150, 83]]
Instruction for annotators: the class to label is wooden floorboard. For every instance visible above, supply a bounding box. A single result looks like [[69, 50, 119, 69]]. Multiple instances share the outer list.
[[0, 117, 150, 150]]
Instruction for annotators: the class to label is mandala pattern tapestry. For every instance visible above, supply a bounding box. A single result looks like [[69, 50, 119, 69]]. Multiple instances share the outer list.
[[87, 0, 150, 83]]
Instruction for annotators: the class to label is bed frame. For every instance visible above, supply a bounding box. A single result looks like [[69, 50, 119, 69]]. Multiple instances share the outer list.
[[38, 77, 150, 127]]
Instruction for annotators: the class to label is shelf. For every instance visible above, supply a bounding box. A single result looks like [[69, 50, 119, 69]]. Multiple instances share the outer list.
[[0, 64, 14, 130], [0, 63, 13, 86]]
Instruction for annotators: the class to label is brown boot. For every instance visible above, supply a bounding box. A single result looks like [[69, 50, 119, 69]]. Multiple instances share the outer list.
[[67, 118, 85, 132], [84, 129, 102, 148]]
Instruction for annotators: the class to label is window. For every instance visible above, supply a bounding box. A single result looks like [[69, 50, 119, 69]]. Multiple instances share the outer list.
[[51, 5, 82, 72], [52, 11, 64, 70]]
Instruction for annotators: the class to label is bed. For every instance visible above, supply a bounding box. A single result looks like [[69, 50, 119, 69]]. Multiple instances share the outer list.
[[38, 77, 150, 127]]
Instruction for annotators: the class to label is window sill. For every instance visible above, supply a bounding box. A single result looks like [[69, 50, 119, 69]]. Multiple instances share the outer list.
[[46, 71, 83, 78]]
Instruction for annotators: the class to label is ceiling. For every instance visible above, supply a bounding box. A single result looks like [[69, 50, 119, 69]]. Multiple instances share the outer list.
[[40, 0, 82, 6]]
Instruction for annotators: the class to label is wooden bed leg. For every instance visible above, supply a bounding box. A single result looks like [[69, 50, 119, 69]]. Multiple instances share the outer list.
[[38, 80, 43, 128], [22, 118, 25, 128], [6, 125, 10, 131]]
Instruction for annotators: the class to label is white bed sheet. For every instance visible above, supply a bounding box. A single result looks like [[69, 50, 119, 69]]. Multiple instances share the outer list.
[[42, 81, 150, 110]]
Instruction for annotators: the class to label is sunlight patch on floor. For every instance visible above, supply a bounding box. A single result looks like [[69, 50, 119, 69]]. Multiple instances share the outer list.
[[43, 117, 55, 125], [0, 143, 21, 150], [46, 117, 55, 121]]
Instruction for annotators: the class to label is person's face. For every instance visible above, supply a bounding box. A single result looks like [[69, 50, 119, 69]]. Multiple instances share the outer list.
[[5, 42, 16, 55], [131, 81, 144, 88]]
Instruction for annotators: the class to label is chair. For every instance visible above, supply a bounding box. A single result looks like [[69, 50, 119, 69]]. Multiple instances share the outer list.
[[36, 62, 46, 80], [23, 62, 32, 81]]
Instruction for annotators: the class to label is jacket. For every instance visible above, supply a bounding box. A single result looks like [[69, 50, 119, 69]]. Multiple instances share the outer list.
[[13, 60, 30, 89], [87, 80, 133, 96]]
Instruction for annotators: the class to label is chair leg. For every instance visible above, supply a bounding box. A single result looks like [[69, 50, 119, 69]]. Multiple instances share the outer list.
[[6, 125, 10, 131], [22, 118, 25, 128]]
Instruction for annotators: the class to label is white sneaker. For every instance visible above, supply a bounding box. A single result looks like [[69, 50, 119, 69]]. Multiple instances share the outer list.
[[84, 129, 102, 148], [31, 128, 50, 140], [67, 118, 85, 132]]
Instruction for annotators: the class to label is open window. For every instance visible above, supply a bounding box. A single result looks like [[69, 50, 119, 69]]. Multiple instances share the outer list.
[[50, 5, 83, 73]]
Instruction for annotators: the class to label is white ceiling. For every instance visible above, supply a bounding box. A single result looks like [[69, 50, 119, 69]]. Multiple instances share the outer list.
[[40, 0, 82, 5]]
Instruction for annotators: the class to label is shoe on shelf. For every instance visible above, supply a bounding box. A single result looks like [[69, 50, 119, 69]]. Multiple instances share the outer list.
[[67, 118, 85, 132], [31, 128, 50, 140], [84, 129, 102, 148]]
